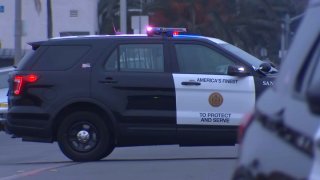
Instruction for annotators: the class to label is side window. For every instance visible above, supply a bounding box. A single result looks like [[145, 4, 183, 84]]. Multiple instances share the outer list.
[[32, 45, 90, 71], [309, 58, 320, 89], [305, 41, 320, 93], [295, 38, 320, 95], [175, 44, 235, 74], [105, 44, 164, 72], [104, 49, 118, 71]]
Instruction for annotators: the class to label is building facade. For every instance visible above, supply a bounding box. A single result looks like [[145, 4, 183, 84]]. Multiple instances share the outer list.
[[0, 0, 98, 50]]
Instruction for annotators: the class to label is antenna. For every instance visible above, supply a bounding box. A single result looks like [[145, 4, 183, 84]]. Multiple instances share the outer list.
[[112, 22, 117, 35]]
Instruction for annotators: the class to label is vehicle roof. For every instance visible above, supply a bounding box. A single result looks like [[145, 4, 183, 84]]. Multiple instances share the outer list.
[[30, 34, 226, 46], [28, 33, 269, 72]]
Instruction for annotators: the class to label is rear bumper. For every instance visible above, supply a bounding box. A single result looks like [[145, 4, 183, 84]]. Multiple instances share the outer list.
[[6, 107, 53, 142], [0, 119, 5, 131]]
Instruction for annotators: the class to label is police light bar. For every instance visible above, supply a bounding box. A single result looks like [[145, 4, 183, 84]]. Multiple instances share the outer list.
[[146, 27, 187, 37]]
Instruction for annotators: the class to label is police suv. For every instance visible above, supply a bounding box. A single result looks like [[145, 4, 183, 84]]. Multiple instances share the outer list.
[[4, 27, 276, 161]]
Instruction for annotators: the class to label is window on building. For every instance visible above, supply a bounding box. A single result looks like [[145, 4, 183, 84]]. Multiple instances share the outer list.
[[70, 10, 79, 17]]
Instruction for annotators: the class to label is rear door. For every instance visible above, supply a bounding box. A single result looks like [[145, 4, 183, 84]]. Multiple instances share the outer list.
[[91, 38, 177, 145], [170, 40, 256, 145]]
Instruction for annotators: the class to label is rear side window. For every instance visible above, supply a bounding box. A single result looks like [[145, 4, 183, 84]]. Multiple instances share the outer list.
[[32, 45, 90, 70], [105, 44, 164, 72]]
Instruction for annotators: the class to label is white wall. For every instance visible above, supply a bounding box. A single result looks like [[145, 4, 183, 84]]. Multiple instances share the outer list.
[[0, 0, 15, 49], [0, 0, 98, 49], [52, 0, 98, 37], [21, 0, 48, 50]]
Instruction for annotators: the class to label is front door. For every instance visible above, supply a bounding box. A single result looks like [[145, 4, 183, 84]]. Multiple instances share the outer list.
[[171, 41, 256, 145]]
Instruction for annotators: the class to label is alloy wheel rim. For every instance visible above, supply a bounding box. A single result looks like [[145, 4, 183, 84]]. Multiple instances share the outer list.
[[67, 121, 99, 152]]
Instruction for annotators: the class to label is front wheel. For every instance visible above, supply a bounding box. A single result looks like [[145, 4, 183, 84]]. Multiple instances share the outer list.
[[57, 111, 114, 162]]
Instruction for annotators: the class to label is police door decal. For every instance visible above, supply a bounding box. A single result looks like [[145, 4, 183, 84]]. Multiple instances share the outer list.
[[173, 74, 255, 126]]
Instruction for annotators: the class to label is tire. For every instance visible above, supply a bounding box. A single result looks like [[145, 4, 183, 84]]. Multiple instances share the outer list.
[[232, 166, 254, 180], [57, 111, 114, 162]]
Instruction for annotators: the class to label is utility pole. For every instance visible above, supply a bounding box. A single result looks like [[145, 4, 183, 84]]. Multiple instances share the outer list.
[[120, 0, 127, 34], [47, 0, 53, 38], [280, 13, 305, 61], [139, 0, 142, 34], [284, 14, 290, 51], [14, 0, 22, 65]]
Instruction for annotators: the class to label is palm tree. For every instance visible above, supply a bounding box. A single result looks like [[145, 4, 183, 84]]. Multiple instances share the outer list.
[[33, 0, 52, 38], [98, 0, 118, 34], [98, 0, 141, 34]]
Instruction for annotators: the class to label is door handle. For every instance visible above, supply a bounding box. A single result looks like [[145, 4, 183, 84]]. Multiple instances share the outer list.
[[99, 77, 117, 84], [181, 81, 201, 86]]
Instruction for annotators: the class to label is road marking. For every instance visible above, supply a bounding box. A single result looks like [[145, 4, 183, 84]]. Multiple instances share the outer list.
[[0, 163, 77, 180]]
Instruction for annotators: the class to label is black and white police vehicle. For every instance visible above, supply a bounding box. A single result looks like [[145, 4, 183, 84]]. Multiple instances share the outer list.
[[4, 27, 277, 161]]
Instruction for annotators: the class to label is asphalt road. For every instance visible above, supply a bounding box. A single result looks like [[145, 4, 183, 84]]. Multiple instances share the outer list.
[[0, 132, 238, 180]]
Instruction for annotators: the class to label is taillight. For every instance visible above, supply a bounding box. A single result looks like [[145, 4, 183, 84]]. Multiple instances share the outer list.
[[13, 74, 39, 96], [173, 31, 179, 36], [238, 112, 254, 144], [25, 74, 38, 83], [14, 76, 23, 95]]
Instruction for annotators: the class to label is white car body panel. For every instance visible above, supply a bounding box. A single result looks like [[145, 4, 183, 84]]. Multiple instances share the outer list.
[[173, 74, 255, 126], [236, 0, 320, 178]]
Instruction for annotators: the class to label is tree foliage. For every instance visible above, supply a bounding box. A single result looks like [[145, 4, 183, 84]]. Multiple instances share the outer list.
[[98, 0, 308, 64]]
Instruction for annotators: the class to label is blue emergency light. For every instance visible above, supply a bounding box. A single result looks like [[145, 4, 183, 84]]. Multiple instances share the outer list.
[[146, 27, 187, 37]]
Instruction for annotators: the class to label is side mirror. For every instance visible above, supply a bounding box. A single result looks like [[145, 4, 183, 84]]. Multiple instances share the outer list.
[[227, 65, 250, 77], [259, 62, 272, 73], [306, 82, 320, 115]]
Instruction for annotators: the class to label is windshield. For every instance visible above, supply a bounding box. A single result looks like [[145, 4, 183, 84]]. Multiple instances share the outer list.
[[220, 43, 262, 67], [219, 42, 277, 73]]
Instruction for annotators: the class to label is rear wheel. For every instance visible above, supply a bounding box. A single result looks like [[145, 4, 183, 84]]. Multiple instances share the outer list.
[[57, 111, 114, 162]]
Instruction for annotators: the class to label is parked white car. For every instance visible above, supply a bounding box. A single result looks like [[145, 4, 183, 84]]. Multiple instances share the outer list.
[[0, 66, 14, 130], [233, 0, 320, 179]]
